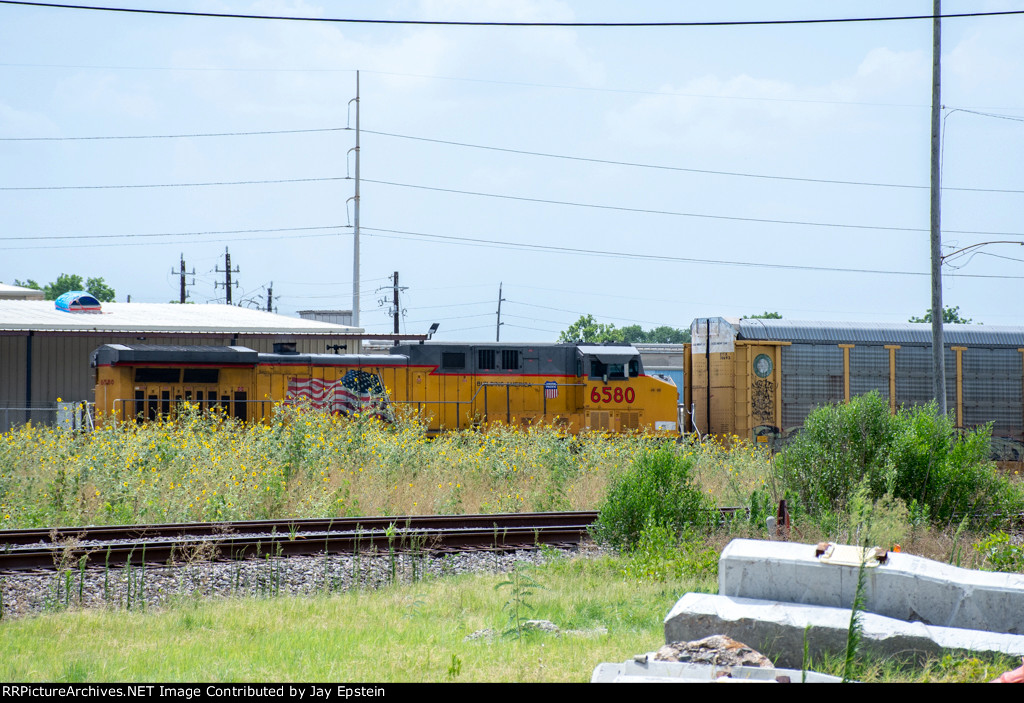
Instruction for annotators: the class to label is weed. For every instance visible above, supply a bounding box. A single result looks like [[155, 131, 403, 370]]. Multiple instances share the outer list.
[[446, 653, 462, 681], [974, 531, 1024, 573], [591, 445, 711, 549], [495, 562, 544, 639]]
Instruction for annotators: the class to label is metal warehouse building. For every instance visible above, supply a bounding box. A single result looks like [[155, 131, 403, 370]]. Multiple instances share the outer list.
[[0, 299, 368, 430]]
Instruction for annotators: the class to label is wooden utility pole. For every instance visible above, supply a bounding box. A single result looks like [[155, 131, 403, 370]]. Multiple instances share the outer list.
[[496, 282, 504, 342], [930, 0, 946, 413], [215, 247, 240, 305], [392, 271, 400, 345], [172, 253, 194, 303]]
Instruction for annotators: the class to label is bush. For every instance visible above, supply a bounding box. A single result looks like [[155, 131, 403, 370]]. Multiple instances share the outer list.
[[591, 445, 712, 549], [774, 392, 1021, 528]]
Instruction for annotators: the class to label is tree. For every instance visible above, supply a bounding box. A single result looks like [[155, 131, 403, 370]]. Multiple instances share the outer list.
[[909, 305, 972, 324], [12, 274, 116, 302], [744, 311, 783, 319], [557, 315, 690, 344], [85, 277, 116, 302]]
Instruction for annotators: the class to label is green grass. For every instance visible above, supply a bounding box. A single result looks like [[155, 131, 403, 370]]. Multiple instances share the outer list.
[[2, 547, 1018, 683], [0, 554, 714, 683]]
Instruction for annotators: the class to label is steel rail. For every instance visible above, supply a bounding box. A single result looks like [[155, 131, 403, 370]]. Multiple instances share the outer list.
[[0, 512, 600, 572], [0, 511, 599, 546]]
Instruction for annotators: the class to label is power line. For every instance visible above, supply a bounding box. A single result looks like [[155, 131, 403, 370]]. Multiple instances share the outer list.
[[5, 122, 1022, 194], [361, 226, 1024, 279], [0, 225, 347, 241], [4, 2, 1023, 27], [2, 229, 347, 250], [363, 183, 1024, 237], [0, 176, 348, 190], [0, 127, 346, 141], [363, 129, 1024, 195]]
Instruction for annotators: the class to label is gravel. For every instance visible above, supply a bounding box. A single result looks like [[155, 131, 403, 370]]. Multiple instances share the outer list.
[[0, 546, 597, 621]]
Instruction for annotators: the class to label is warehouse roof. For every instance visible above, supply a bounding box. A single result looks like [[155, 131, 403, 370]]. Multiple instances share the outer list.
[[0, 300, 363, 335], [0, 284, 45, 300], [735, 318, 1024, 347]]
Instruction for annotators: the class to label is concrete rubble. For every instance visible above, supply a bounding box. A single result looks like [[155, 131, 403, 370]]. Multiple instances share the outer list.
[[592, 636, 841, 683], [667, 539, 1024, 667], [593, 538, 1024, 682], [664, 591, 1024, 668], [718, 538, 1024, 634]]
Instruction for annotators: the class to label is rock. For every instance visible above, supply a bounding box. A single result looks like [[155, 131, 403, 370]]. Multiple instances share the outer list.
[[654, 634, 773, 670]]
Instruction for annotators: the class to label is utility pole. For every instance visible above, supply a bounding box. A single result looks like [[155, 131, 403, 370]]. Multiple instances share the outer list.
[[392, 271, 401, 341], [267, 282, 273, 312], [930, 0, 946, 414], [496, 282, 504, 342], [376, 272, 406, 346], [351, 71, 361, 327], [171, 253, 195, 303], [215, 247, 240, 305]]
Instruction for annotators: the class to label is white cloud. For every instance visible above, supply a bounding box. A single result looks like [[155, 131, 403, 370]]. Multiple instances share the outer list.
[[606, 46, 930, 154]]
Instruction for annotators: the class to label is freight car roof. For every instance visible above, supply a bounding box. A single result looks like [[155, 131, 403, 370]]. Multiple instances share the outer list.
[[734, 319, 1024, 347]]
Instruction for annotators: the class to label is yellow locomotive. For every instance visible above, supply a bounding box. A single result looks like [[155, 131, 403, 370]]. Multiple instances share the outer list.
[[91, 341, 680, 434]]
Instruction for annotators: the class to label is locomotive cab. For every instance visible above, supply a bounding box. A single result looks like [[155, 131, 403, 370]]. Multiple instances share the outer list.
[[576, 345, 641, 382]]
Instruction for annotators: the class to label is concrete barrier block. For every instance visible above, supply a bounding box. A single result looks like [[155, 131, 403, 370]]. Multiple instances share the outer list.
[[718, 539, 1024, 634], [590, 657, 843, 683], [664, 592, 1024, 668]]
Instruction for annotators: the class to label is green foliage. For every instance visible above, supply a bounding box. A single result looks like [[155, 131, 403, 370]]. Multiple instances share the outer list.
[[774, 392, 1019, 528], [556, 314, 690, 344], [621, 519, 718, 582], [12, 274, 117, 302], [591, 445, 712, 549], [495, 562, 544, 639], [744, 311, 783, 319], [85, 277, 116, 302], [974, 531, 1024, 573], [909, 305, 972, 324]]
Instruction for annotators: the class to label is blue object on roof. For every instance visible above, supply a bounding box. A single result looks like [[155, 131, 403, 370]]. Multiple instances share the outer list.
[[54, 290, 102, 313]]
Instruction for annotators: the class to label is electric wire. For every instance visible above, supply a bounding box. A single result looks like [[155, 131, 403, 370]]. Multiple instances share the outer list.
[[360, 227, 1024, 278], [3, 2, 1023, 27], [362, 182, 1024, 236]]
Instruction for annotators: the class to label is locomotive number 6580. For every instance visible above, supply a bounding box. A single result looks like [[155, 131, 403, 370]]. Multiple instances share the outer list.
[[590, 386, 635, 404]]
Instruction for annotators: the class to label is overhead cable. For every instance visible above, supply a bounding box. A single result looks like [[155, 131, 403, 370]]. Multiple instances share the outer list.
[[3, 2, 1023, 26]]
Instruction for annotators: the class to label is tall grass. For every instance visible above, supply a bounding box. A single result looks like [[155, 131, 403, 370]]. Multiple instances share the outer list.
[[0, 405, 687, 528]]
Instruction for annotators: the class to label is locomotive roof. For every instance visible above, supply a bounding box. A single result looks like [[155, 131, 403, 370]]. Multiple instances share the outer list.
[[92, 344, 259, 366]]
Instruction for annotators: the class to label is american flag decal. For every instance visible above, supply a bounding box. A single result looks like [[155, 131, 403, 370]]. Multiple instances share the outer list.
[[544, 381, 558, 399], [287, 371, 390, 420]]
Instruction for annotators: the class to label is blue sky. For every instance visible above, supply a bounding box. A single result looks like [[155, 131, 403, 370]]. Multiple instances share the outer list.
[[2, 1, 1023, 340]]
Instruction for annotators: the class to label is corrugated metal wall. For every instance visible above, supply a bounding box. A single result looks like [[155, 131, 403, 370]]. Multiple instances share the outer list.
[[0, 332, 360, 431], [781, 344, 843, 428], [963, 348, 1022, 434], [895, 346, 956, 409], [849, 345, 889, 399]]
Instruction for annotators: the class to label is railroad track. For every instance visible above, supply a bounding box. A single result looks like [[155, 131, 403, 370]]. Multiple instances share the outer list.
[[0, 512, 599, 573]]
